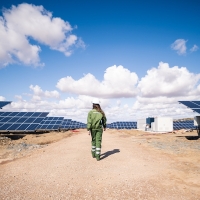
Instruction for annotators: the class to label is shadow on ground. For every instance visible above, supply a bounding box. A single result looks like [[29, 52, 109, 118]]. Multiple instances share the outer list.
[[1, 134, 26, 140], [101, 149, 120, 160], [185, 136, 199, 140], [176, 135, 199, 140]]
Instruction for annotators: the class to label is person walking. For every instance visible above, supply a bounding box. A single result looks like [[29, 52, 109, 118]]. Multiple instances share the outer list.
[[87, 98, 107, 161]]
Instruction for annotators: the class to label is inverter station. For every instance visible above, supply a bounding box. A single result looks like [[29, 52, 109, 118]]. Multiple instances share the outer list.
[[0, 101, 200, 134]]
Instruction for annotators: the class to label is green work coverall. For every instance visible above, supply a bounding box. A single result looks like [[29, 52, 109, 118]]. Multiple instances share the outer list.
[[87, 109, 107, 160]]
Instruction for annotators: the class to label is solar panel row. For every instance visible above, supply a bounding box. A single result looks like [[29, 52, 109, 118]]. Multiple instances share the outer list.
[[36, 117, 64, 130], [107, 121, 137, 129], [0, 112, 49, 132], [60, 120, 86, 130], [173, 121, 196, 130], [0, 112, 86, 132]]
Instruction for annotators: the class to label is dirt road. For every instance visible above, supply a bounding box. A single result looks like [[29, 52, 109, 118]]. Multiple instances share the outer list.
[[0, 129, 200, 199]]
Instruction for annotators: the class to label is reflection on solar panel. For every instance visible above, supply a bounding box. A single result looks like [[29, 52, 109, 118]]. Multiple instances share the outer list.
[[36, 117, 64, 130], [0, 101, 12, 109], [179, 101, 200, 114], [0, 112, 49, 132]]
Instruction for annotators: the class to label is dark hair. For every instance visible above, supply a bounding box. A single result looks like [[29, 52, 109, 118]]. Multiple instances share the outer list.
[[93, 104, 105, 117]]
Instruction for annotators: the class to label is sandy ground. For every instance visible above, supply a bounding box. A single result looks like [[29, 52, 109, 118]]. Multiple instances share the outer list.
[[0, 129, 200, 200]]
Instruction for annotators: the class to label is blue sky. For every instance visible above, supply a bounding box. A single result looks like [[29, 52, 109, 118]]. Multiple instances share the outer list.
[[0, 0, 200, 122]]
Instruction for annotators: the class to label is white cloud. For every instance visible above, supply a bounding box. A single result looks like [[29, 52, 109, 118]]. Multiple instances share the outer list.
[[29, 85, 60, 100], [138, 62, 200, 97], [2, 63, 200, 122], [190, 44, 199, 52], [116, 100, 121, 106], [56, 65, 138, 98], [171, 39, 187, 55], [0, 96, 6, 101], [0, 3, 85, 67]]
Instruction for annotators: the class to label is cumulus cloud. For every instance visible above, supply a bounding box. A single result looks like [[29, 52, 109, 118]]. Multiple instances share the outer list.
[[131, 96, 197, 120], [0, 3, 85, 67], [190, 44, 199, 52], [138, 62, 200, 97], [171, 39, 187, 55], [29, 85, 60, 100], [2, 62, 200, 121], [56, 65, 138, 98], [133, 62, 200, 119]]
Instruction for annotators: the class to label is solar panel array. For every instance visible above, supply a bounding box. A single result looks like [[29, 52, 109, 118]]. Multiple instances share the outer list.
[[107, 121, 137, 129], [0, 101, 11, 109], [173, 120, 196, 130], [0, 112, 49, 132], [179, 101, 200, 114]]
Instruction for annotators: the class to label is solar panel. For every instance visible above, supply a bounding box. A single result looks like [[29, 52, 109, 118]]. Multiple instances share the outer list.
[[179, 101, 200, 108], [179, 101, 200, 114], [24, 118, 36, 123], [33, 112, 43, 117], [0, 101, 12, 109], [33, 118, 44, 123], [0, 112, 5, 116], [26, 124, 39, 131], [8, 124, 21, 130], [24, 112, 34, 117], [16, 112, 27, 117], [0, 117, 11, 122], [191, 109, 200, 114], [1, 112, 13, 116]]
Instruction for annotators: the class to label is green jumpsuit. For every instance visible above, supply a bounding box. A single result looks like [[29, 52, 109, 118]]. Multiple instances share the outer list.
[[87, 109, 107, 161]]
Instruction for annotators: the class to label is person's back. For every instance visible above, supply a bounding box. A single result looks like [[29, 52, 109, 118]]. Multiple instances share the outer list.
[[87, 99, 106, 161], [87, 109, 106, 130]]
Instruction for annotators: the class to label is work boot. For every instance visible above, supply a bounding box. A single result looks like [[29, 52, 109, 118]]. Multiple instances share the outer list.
[[91, 151, 96, 158], [96, 155, 100, 161]]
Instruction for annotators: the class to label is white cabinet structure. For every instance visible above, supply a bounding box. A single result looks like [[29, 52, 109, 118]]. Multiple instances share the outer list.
[[137, 119, 146, 130], [154, 117, 173, 132], [151, 122, 155, 131], [194, 116, 200, 126]]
